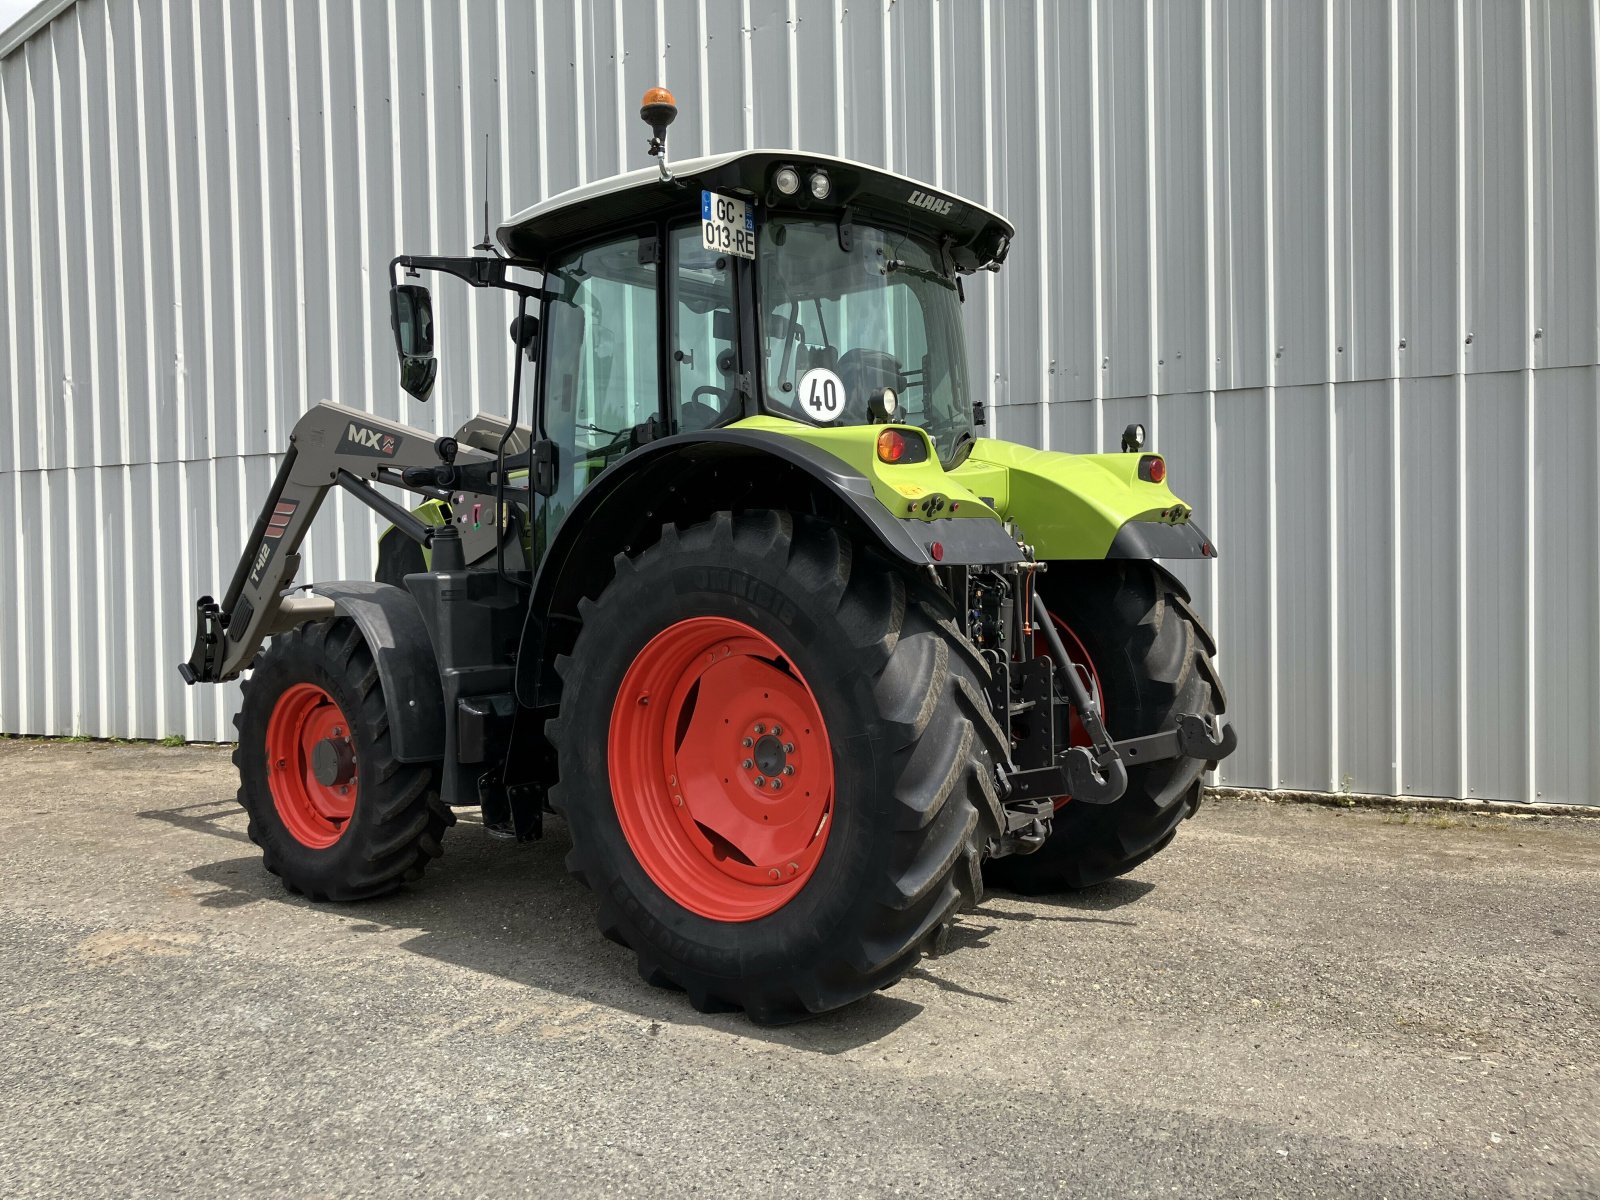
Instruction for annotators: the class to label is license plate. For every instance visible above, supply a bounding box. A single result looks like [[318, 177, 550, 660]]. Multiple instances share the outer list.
[[702, 190, 756, 260]]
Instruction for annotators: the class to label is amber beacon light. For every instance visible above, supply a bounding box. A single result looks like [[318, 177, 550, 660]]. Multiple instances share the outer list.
[[640, 86, 680, 181]]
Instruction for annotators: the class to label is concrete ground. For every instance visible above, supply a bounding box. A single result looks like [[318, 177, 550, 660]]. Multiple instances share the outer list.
[[1, 741, 1596, 1199]]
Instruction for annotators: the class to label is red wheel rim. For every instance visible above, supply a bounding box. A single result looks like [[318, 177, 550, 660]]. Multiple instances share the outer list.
[[264, 683, 359, 848], [608, 616, 835, 922], [1033, 611, 1106, 810]]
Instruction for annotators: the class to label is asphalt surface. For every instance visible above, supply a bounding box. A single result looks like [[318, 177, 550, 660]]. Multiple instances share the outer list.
[[1, 740, 1596, 1199]]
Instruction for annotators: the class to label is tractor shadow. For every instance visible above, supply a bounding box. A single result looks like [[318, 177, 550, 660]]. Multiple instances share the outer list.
[[921, 880, 1150, 992], [139, 798, 257, 846], [154, 798, 1164, 1046], [988, 876, 1156, 913], [162, 800, 925, 1053]]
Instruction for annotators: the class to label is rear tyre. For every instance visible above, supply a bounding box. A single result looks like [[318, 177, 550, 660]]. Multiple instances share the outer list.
[[235, 617, 453, 901], [983, 561, 1226, 894], [552, 511, 1005, 1023]]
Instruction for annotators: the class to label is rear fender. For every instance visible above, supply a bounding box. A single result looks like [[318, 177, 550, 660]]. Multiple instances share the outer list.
[[954, 439, 1218, 561], [514, 428, 1021, 708]]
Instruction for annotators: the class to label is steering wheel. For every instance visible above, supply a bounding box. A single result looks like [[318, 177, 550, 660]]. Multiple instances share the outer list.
[[678, 385, 735, 432]]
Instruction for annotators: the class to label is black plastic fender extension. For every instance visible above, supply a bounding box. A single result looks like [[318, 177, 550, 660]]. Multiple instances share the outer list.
[[1107, 515, 1217, 560]]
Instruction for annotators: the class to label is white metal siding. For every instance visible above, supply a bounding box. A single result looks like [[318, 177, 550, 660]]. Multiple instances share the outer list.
[[2, 0, 1597, 805]]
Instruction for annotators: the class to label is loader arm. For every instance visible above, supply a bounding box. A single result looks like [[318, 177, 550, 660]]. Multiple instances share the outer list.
[[180, 401, 502, 684]]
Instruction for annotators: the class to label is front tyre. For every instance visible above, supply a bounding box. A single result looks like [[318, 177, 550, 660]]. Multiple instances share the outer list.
[[552, 512, 1005, 1023], [234, 617, 453, 901], [983, 561, 1227, 894]]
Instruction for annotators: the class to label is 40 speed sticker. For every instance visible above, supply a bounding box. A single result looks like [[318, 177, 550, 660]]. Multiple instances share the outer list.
[[798, 367, 847, 422]]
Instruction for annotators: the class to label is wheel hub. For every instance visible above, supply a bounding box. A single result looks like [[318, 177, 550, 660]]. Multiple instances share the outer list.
[[750, 733, 788, 780], [311, 736, 357, 787]]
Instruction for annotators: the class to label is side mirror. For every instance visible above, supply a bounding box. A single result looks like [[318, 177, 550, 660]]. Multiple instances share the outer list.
[[390, 283, 438, 402], [509, 312, 540, 361]]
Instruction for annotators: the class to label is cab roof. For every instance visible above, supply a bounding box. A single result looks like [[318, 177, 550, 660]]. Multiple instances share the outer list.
[[496, 150, 1014, 272]]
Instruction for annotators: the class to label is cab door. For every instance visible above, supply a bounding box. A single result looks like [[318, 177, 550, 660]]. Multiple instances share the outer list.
[[536, 230, 662, 543]]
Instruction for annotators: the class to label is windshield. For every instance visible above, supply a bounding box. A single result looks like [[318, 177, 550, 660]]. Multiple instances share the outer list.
[[757, 217, 975, 464]]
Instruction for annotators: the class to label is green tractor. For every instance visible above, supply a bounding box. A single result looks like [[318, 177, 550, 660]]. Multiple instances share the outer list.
[[181, 89, 1235, 1022]]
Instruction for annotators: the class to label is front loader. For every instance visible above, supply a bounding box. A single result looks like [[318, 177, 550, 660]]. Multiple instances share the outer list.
[[182, 88, 1237, 1022]]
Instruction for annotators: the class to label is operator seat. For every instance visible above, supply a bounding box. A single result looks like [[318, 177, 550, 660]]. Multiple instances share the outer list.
[[836, 348, 902, 420], [676, 394, 728, 432]]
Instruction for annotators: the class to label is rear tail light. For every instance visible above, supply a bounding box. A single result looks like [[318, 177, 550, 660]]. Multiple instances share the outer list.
[[1139, 455, 1166, 484], [877, 428, 929, 465]]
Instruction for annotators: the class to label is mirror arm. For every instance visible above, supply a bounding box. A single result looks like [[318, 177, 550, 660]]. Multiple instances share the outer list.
[[389, 253, 550, 301]]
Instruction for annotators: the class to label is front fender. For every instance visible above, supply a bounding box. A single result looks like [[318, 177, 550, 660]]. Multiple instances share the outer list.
[[312, 581, 446, 763]]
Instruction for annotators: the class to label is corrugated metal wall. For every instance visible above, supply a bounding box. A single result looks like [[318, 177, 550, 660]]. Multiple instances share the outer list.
[[2, 0, 1597, 804]]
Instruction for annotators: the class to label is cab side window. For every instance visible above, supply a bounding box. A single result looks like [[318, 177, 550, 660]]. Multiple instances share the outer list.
[[668, 224, 739, 432], [540, 233, 660, 526]]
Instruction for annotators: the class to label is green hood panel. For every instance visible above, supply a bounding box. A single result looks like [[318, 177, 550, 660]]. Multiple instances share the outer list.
[[737, 417, 1199, 560]]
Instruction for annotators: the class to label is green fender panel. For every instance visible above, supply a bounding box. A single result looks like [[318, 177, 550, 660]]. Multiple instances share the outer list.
[[740, 417, 1213, 561], [955, 439, 1209, 560]]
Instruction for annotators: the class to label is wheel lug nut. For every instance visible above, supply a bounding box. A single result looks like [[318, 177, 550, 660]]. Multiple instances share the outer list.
[[755, 777, 766, 787], [741, 737, 753, 748], [742, 758, 754, 769], [771, 725, 781, 736], [754, 723, 765, 734], [783, 742, 794, 754], [782, 765, 795, 776], [771, 779, 783, 791]]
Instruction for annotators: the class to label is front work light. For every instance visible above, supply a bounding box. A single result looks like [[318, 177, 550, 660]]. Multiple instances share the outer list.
[[809, 171, 831, 200], [774, 166, 801, 195]]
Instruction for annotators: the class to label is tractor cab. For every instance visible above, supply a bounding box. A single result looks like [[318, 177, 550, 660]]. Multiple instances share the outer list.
[[493, 146, 1013, 506]]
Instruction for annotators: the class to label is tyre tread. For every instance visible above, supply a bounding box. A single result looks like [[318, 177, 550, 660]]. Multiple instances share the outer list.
[[554, 512, 1003, 1021], [234, 617, 449, 903]]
